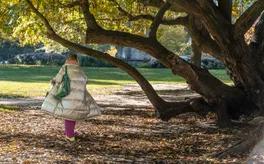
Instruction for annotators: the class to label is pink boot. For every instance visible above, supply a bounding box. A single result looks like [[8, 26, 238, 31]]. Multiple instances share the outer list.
[[64, 120, 76, 141]]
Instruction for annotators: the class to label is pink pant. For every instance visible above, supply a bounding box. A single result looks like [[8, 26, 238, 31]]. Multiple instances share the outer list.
[[64, 120, 76, 137]]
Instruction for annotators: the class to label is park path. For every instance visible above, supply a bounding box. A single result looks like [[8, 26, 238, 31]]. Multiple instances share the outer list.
[[0, 83, 193, 108]]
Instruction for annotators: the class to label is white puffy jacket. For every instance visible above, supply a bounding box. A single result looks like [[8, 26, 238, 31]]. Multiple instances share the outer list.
[[41, 64, 102, 120]]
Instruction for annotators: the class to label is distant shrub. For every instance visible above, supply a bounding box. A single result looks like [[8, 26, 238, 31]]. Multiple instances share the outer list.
[[8, 52, 66, 65], [78, 55, 114, 67], [0, 41, 39, 61], [180, 55, 225, 69]]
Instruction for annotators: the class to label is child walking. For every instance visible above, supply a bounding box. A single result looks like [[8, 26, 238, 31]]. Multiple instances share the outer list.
[[41, 54, 102, 141]]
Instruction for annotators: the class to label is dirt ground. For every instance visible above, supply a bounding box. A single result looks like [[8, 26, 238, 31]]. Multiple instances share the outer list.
[[0, 84, 249, 163]]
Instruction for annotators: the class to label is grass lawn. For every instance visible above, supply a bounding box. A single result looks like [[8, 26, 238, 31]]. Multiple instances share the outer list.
[[0, 64, 231, 98]]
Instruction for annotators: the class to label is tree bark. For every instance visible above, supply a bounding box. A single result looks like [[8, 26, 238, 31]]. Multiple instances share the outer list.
[[191, 39, 202, 67]]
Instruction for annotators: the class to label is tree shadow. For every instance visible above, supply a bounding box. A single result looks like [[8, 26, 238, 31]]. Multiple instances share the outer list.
[[100, 107, 154, 118], [0, 126, 207, 163]]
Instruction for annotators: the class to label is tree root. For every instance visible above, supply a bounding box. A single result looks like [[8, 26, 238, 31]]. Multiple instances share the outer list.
[[156, 97, 212, 121]]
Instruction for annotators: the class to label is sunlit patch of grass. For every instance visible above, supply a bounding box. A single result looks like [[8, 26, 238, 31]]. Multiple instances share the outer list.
[[0, 65, 231, 98], [0, 104, 20, 113]]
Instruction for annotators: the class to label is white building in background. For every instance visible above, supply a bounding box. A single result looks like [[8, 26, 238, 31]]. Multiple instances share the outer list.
[[116, 47, 154, 62]]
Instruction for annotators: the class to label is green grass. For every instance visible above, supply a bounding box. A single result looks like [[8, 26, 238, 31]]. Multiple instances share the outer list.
[[0, 64, 231, 98], [0, 104, 20, 113]]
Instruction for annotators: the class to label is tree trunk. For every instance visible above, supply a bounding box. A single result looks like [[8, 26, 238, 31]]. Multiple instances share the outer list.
[[191, 40, 202, 67], [225, 12, 264, 115]]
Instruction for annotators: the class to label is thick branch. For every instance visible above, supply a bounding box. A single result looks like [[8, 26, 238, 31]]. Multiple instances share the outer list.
[[218, 0, 232, 22], [161, 16, 189, 26], [235, 0, 264, 37], [149, 2, 171, 39], [188, 15, 223, 61], [197, 0, 232, 47], [85, 29, 170, 66], [168, 0, 232, 51]]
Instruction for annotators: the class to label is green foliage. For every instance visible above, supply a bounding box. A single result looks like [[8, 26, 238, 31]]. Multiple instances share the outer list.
[[232, 0, 256, 19], [78, 55, 114, 67], [0, 0, 259, 56], [158, 26, 190, 55], [0, 40, 37, 61]]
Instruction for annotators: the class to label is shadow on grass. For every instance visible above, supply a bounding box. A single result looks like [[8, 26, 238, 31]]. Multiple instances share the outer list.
[[100, 107, 154, 119], [0, 93, 28, 98], [0, 104, 21, 112]]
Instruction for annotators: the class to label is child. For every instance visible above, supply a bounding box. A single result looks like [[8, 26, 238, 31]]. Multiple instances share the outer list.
[[41, 54, 102, 141]]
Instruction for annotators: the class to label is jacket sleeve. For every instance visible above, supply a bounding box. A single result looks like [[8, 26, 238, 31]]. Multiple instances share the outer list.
[[52, 65, 65, 85]]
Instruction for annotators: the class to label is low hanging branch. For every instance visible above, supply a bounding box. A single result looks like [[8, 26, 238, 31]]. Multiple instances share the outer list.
[[149, 2, 171, 39], [77, 0, 171, 64], [234, 0, 264, 38]]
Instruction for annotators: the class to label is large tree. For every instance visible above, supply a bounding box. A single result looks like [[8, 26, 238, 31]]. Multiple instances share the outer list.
[[1, 0, 264, 126]]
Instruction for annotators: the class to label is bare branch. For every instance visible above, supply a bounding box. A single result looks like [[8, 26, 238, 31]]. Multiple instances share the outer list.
[[234, 0, 264, 38], [149, 2, 171, 39], [79, 0, 102, 30]]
